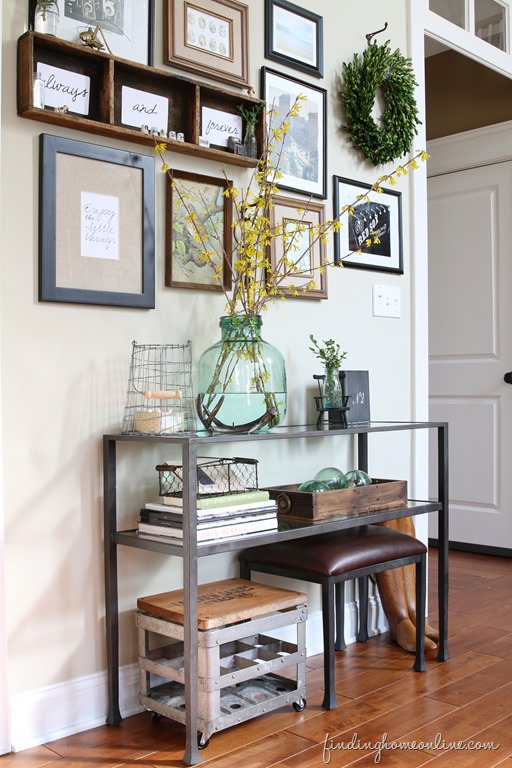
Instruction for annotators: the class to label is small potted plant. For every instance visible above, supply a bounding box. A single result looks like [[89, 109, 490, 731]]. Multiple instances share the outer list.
[[309, 334, 347, 408], [238, 102, 265, 159]]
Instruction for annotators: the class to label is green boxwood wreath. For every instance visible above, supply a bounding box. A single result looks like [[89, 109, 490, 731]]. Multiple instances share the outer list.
[[339, 41, 421, 166]]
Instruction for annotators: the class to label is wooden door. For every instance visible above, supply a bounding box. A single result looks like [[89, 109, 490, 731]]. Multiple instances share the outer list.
[[428, 159, 512, 551]]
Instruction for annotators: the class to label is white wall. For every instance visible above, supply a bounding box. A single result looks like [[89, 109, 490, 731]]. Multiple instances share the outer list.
[[1, 0, 423, 750], [0, 0, 12, 754]]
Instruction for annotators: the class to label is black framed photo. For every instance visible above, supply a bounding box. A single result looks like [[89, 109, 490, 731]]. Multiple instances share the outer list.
[[39, 134, 155, 308], [262, 67, 327, 199], [28, 0, 156, 66], [333, 176, 403, 274], [265, 0, 323, 78]]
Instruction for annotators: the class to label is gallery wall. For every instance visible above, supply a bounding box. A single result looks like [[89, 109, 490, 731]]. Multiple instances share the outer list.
[[0, 0, 422, 749]]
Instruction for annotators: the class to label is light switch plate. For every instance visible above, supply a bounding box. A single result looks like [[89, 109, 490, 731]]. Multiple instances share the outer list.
[[372, 284, 401, 318]]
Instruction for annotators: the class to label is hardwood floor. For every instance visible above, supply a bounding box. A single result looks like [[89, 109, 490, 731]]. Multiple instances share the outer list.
[[2, 549, 511, 767]]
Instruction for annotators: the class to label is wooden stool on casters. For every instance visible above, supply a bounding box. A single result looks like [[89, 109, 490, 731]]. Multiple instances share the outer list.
[[239, 524, 427, 710]]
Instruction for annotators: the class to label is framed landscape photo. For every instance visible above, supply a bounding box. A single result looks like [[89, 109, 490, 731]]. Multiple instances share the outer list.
[[268, 195, 327, 299], [262, 68, 327, 198], [333, 176, 403, 274], [165, 170, 232, 291], [164, 0, 249, 86], [265, 0, 323, 78], [39, 134, 155, 308], [29, 0, 156, 66]]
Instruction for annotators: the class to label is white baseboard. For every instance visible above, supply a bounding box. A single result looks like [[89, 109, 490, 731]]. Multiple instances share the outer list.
[[8, 598, 388, 753], [9, 664, 142, 753]]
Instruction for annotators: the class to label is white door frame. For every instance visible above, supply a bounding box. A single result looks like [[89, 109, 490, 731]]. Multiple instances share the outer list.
[[410, 0, 512, 549], [408, 3, 430, 524]]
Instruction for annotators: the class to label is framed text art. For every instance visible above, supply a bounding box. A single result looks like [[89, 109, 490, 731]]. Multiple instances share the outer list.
[[333, 176, 403, 274], [265, 0, 323, 78], [39, 134, 155, 308], [164, 0, 249, 86], [262, 67, 327, 198], [268, 195, 327, 299], [165, 170, 233, 291], [28, 0, 156, 66]]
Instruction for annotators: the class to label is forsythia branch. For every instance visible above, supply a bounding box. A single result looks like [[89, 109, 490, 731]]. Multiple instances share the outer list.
[[155, 101, 429, 316]]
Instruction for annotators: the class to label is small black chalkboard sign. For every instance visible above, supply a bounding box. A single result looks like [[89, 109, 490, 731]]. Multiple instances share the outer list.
[[341, 370, 370, 424]]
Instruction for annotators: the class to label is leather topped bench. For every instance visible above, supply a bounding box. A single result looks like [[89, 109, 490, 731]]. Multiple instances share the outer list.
[[239, 523, 427, 710]]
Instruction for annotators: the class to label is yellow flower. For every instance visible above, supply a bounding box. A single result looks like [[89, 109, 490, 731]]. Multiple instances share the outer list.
[[153, 102, 428, 317]]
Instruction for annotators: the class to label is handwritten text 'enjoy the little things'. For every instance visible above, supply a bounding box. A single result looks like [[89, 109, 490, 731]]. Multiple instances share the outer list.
[[81, 192, 119, 261]]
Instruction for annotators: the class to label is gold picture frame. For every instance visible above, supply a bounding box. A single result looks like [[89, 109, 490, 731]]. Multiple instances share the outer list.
[[164, 0, 249, 86], [165, 170, 232, 291], [268, 195, 328, 300]]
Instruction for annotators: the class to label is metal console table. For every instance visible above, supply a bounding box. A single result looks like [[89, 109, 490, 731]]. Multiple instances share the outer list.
[[103, 420, 449, 766]]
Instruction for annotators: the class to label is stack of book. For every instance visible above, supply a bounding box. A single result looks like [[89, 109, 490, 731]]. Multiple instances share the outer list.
[[136, 489, 278, 545]]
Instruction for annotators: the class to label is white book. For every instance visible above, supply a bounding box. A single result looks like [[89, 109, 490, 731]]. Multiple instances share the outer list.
[[137, 515, 278, 541]]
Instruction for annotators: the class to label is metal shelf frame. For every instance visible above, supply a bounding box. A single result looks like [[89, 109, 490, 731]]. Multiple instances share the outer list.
[[103, 420, 449, 765]]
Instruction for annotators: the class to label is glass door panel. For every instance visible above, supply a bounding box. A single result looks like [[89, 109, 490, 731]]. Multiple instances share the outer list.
[[475, 0, 507, 50], [429, 0, 466, 27]]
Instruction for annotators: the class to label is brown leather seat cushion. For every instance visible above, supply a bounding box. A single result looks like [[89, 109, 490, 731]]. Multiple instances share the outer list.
[[239, 524, 427, 577]]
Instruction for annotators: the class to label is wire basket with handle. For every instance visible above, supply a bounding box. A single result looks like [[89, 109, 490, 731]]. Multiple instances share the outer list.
[[121, 340, 196, 434]]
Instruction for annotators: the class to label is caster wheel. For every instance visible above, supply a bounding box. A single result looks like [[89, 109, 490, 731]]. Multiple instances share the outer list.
[[149, 712, 161, 723], [197, 733, 210, 750], [293, 698, 306, 712]]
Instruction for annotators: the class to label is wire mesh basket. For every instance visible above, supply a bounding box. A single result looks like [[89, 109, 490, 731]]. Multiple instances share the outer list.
[[156, 457, 259, 498], [121, 341, 196, 434]]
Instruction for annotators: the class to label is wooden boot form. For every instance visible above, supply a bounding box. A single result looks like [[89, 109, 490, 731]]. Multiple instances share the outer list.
[[378, 517, 438, 649], [375, 567, 418, 651]]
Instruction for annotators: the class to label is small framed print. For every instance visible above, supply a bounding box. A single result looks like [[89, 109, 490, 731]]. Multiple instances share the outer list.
[[333, 176, 404, 274], [28, 0, 156, 66], [268, 195, 327, 299], [164, 0, 249, 86], [265, 0, 323, 78], [262, 67, 327, 199], [165, 170, 232, 291], [39, 134, 155, 308]]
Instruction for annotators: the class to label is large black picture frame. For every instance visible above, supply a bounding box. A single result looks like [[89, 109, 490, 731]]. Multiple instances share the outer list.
[[39, 134, 155, 308], [333, 176, 403, 274], [265, 0, 323, 78], [262, 67, 327, 199]]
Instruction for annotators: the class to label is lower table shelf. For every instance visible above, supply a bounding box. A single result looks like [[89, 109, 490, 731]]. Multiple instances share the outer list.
[[141, 674, 306, 745]]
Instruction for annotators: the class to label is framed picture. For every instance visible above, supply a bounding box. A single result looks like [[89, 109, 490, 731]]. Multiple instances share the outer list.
[[262, 67, 327, 199], [39, 134, 155, 308], [164, 0, 249, 86], [165, 170, 232, 291], [268, 195, 327, 299], [332, 176, 403, 274], [28, 0, 156, 66], [265, 0, 323, 78]]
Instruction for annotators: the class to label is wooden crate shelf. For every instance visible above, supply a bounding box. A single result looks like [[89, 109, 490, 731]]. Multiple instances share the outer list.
[[17, 32, 264, 167], [136, 579, 307, 745]]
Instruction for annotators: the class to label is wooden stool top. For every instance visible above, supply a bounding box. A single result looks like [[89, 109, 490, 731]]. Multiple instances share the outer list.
[[137, 578, 307, 630]]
